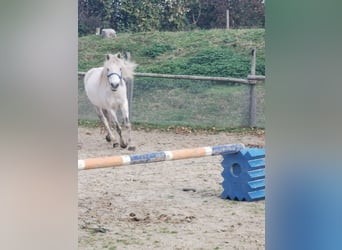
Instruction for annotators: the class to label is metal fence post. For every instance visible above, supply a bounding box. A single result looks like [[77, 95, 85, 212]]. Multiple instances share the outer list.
[[249, 48, 257, 127]]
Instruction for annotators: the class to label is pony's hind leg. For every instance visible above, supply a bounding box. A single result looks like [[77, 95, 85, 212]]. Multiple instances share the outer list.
[[121, 103, 135, 151], [95, 107, 119, 147], [125, 118, 135, 151]]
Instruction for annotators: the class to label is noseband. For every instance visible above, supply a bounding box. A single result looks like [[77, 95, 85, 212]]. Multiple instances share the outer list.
[[107, 72, 122, 80]]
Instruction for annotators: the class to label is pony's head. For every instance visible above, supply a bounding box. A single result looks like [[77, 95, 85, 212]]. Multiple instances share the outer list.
[[104, 53, 124, 91], [103, 53, 137, 91]]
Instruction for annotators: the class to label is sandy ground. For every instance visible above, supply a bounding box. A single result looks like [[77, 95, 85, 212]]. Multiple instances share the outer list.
[[78, 126, 265, 250]]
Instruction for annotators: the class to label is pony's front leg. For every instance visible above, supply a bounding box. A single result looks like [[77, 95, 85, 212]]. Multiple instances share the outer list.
[[120, 103, 136, 151], [102, 109, 112, 142], [95, 107, 119, 148]]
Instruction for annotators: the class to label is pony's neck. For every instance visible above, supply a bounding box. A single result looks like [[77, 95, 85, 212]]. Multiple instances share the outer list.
[[100, 67, 108, 86]]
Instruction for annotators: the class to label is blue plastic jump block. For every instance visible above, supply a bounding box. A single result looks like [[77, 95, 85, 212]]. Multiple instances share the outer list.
[[221, 147, 265, 202]]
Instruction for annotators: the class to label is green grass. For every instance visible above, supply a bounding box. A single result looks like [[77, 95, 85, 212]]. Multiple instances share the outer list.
[[78, 29, 265, 129], [131, 79, 250, 127], [78, 29, 265, 77]]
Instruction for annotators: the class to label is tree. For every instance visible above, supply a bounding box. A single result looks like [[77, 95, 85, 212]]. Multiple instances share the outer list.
[[186, 0, 264, 29], [115, 0, 162, 32], [227, 0, 265, 28], [78, 0, 114, 36], [78, 0, 265, 36], [186, 0, 203, 28], [78, 0, 101, 35], [159, 0, 190, 31]]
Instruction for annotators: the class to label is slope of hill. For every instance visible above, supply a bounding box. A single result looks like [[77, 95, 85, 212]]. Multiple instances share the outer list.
[[79, 29, 265, 78]]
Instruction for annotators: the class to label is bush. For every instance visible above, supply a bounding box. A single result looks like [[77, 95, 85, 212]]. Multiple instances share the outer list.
[[141, 42, 175, 58], [144, 47, 264, 78]]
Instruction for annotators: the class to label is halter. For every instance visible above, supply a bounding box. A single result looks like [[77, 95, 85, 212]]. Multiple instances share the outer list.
[[107, 72, 122, 80]]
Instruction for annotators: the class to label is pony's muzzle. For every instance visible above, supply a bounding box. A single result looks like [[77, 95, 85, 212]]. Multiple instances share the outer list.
[[110, 83, 119, 91]]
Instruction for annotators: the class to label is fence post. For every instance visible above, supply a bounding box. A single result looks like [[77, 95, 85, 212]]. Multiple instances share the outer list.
[[249, 48, 257, 127], [125, 52, 134, 121], [226, 9, 230, 29], [95, 27, 100, 35]]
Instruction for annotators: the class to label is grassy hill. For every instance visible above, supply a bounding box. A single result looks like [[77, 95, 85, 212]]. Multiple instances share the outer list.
[[78, 29, 265, 129], [79, 29, 265, 77]]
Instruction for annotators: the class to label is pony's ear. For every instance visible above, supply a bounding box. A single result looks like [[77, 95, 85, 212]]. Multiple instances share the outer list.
[[116, 53, 121, 59], [106, 54, 110, 60]]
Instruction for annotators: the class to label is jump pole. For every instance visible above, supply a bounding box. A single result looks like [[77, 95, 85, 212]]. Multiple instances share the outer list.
[[78, 143, 245, 170], [78, 144, 266, 202]]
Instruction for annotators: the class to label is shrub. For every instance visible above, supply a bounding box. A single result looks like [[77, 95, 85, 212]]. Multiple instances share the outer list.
[[142, 43, 175, 58]]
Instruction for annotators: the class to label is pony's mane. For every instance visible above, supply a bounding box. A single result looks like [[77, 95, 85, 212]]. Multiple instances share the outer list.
[[104, 53, 137, 81]]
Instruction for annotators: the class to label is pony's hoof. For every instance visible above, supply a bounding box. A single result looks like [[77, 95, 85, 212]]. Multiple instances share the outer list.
[[113, 142, 119, 148], [128, 146, 136, 151], [105, 135, 111, 142], [120, 143, 128, 149]]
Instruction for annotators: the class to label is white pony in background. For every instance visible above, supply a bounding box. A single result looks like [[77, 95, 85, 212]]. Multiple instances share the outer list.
[[84, 53, 137, 151]]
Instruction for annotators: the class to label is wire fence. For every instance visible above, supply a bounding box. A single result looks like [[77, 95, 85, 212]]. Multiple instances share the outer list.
[[78, 75, 265, 128], [78, 48, 265, 129]]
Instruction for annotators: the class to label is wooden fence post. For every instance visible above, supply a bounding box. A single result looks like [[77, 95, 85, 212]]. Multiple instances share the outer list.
[[125, 52, 134, 121], [95, 27, 100, 35], [226, 9, 230, 29], [249, 48, 257, 127]]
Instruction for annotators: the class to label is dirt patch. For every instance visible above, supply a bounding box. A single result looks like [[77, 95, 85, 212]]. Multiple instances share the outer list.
[[78, 126, 265, 249]]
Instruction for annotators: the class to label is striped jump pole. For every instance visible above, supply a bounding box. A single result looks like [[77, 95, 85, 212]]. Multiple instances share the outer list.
[[78, 144, 266, 202], [78, 143, 245, 170]]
